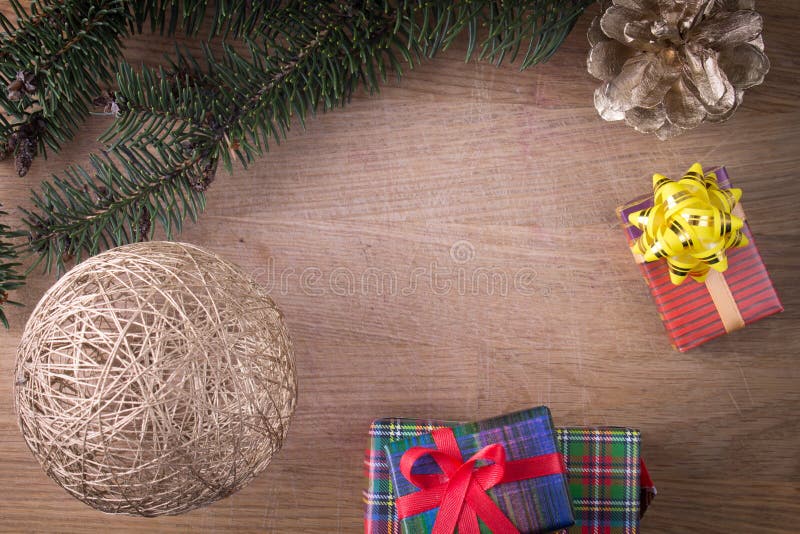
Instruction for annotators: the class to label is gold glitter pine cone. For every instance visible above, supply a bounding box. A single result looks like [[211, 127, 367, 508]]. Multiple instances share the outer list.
[[588, 0, 769, 139]]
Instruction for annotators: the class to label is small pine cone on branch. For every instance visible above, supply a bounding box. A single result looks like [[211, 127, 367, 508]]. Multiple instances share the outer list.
[[137, 205, 152, 241], [7, 71, 36, 101], [588, 0, 769, 139], [14, 136, 36, 177], [7, 115, 45, 176]]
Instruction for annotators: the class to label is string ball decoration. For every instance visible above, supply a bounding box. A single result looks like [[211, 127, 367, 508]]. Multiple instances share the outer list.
[[14, 241, 297, 516]]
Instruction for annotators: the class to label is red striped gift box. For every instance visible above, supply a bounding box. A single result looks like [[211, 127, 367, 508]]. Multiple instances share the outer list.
[[617, 167, 783, 352]]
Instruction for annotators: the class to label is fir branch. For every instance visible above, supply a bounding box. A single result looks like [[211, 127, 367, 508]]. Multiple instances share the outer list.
[[0, 204, 25, 329], [198, 3, 393, 169], [24, 144, 210, 275], [9, 0, 593, 325], [0, 0, 131, 174], [130, 0, 282, 39], [0, 0, 283, 175]]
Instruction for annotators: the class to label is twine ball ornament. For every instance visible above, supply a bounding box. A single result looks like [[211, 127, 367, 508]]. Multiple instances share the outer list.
[[14, 241, 297, 516]]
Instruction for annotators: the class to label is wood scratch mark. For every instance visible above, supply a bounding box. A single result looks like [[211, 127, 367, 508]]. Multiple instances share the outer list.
[[546, 349, 552, 405], [738, 365, 754, 406], [700, 130, 737, 162], [536, 358, 542, 406], [261, 496, 270, 529], [336, 464, 343, 530], [728, 391, 743, 417]]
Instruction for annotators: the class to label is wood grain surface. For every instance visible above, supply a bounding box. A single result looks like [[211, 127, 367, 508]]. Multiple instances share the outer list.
[[1, 2, 798, 532]]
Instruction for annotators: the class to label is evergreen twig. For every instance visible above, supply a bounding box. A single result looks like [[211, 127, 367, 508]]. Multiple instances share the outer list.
[[1, 0, 593, 325], [0, 0, 131, 175], [0, 205, 24, 329]]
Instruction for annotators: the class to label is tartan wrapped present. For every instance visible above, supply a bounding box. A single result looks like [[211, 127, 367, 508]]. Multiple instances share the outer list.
[[617, 164, 783, 351], [364, 419, 451, 534], [383, 407, 574, 534], [555, 428, 655, 533], [365, 420, 655, 534]]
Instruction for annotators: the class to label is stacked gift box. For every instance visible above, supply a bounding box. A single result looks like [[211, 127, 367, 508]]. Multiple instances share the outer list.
[[364, 406, 656, 534]]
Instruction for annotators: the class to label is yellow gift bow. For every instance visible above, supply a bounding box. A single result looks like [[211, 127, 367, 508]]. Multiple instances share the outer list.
[[628, 163, 748, 285]]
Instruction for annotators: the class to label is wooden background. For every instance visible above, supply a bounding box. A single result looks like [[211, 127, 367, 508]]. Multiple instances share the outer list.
[[1, 2, 798, 532]]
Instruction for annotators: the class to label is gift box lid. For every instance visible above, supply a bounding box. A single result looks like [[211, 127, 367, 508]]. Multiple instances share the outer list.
[[617, 166, 783, 351], [384, 406, 574, 534]]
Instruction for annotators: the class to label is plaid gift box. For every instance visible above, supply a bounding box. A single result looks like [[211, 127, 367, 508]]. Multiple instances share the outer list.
[[383, 407, 574, 534], [617, 166, 783, 351], [364, 419, 454, 534], [365, 420, 655, 534], [556, 428, 653, 534]]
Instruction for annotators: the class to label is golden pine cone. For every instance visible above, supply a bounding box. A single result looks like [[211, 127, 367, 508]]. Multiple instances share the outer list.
[[588, 0, 769, 139]]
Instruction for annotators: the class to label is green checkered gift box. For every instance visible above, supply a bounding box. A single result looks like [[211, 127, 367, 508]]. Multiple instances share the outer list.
[[555, 428, 656, 533], [364, 420, 655, 534]]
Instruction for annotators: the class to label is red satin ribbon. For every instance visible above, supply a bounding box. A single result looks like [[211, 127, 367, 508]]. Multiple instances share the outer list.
[[395, 428, 566, 534], [640, 459, 654, 488]]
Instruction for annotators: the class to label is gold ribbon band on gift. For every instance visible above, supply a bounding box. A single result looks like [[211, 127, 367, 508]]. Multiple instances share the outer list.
[[629, 163, 748, 333]]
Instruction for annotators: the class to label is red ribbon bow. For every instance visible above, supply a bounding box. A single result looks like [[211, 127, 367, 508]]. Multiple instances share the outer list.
[[396, 428, 566, 534]]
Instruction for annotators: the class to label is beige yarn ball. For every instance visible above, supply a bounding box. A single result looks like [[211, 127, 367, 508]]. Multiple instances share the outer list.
[[14, 241, 297, 516]]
